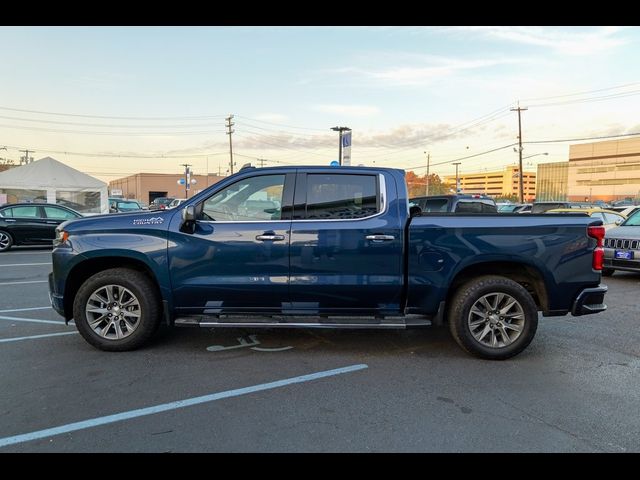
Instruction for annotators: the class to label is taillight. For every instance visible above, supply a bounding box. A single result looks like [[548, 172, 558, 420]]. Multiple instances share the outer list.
[[588, 225, 605, 270]]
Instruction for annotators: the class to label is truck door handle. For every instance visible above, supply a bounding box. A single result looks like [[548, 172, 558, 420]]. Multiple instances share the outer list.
[[256, 234, 285, 241], [5, 219, 16, 222], [45, 221, 59, 224], [365, 234, 395, 242]]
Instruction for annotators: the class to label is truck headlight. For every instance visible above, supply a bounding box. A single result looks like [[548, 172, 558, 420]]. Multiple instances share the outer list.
[[54, 228, 69, 245]]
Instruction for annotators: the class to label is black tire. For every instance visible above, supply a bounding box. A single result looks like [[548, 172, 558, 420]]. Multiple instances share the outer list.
[[601, 268, 615, 277], [73, 268, 161, 351], [0, 230, 13, 252], [448, 275, 538, 360]]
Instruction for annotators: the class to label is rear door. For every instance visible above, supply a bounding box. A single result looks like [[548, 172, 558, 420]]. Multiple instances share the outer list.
[[1, 205, 50, 243], [289, 171, 403, 315]]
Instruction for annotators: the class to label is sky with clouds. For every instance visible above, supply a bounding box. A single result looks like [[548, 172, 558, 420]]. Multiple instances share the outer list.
[[0, 26, 639, 181]]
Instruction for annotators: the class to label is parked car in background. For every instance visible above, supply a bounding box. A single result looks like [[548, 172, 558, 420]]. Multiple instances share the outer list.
[[109, 198, 144, 214], [545, 208, 626, 230], [611, 205, 640, 217], [138, 201, 150, 210], [515, 204, 532, 213], [603, 209, 640, 276], [410, 194, 497, 214], [498, 203, 531, 213], [167, 198, 187, 209], [149, 197, 175, 211], [0, 203, 82, 251], [531, 201, 596, 214]]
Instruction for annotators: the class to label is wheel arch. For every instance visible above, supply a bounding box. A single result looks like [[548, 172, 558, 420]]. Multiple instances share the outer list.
[[64, 257, 164, 320], [446, 261, 549, 314]]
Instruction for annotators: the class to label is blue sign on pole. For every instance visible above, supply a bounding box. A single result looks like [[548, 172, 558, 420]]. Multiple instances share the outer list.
[[330, 160, 340, 167]]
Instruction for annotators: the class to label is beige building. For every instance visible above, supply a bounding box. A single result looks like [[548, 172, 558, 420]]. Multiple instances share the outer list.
[[444, 166, 536, 201], [109, 173, 225, 204], [568, 137, 640, 202], [536, 161, 569, 201]]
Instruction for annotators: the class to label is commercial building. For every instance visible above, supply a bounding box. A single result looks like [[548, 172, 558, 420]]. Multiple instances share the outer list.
[[536, 161, 569, 201], [567, 137, 640, 202], [109, 173, 225, 204], [443, 166, 536, 202]]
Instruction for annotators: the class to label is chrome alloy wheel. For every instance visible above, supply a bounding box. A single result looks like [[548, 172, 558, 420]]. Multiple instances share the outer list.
[[85, 284, 141, 340], [467, 292, 525, 348], [0, 232, 10, 250]]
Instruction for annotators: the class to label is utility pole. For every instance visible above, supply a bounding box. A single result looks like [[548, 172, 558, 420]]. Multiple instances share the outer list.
[[181, 163, 192, 199], [331, 126, 351, 165], [511, 103, 528, 203], [225, 115, 235, 175], [19, 149, 34, 165], [257, 158, 266, 168], [453, 162, 462, 193], [424, 151, 431, 196]]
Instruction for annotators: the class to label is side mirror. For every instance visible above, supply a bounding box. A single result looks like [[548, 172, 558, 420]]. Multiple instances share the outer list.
[[109, 207, 117, 213], [615, 219, 622, 226], [182, 205, 196, 223], [180, 205, 196, 233]]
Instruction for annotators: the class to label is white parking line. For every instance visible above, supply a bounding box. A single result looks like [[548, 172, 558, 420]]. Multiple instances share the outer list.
[[0, 263, 52, 267], [0, 364, 368, 448], [0, 315, 66, 325], [0, 307, 52, 314], [0, 281, 48, 286], [0, 331, 78, 343]]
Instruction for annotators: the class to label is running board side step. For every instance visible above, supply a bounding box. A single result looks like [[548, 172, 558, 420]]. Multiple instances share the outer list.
[[174, 317, 412, 329]]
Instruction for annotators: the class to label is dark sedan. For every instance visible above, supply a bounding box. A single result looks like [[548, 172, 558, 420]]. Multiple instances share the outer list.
[[0, 203, 83, 252]]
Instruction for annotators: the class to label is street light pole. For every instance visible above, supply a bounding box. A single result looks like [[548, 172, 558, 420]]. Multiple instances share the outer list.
[[331, 126, 351, 165], [453, 162, 461, 193]]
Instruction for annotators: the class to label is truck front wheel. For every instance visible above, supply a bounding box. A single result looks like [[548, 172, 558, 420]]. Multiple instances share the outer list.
[[448, 275, 538, 360], [73, 268, 161, 351]]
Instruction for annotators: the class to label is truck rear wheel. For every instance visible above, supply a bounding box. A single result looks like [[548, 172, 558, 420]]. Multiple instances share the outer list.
[[448, 275, 538, 360], [73, 268, 161, 351]]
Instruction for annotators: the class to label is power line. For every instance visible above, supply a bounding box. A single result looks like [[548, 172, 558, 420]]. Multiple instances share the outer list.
[[234, 115, 327, 132], [521, 82, 640, 102], [0, 114, 230, 129], [525, 131, 640, 144], [0, 105, 226, 120], [0, 123, 223, 136], [1, 144, 227, 159], [406, 143, 518, 171]]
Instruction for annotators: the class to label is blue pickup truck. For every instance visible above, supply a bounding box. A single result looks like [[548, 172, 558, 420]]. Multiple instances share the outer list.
[[49, 166, 607, 359]]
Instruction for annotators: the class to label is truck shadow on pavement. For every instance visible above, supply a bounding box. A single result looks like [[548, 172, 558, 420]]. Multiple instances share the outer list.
[[149, 325, 466, 359]]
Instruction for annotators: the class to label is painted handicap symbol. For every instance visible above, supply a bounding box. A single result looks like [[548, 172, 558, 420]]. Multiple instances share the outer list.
[[206, 334, 293, 353]]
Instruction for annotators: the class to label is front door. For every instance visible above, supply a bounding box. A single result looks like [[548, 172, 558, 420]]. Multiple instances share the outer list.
[[288, 171, 404, 315], [169, 172, 294, 315]]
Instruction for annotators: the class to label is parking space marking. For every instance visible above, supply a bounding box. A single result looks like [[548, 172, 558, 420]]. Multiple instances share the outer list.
[[0, 331, 78, 343], [0, 263, 52, 267], [0, 307, 52, 314], [0, 315, 66, 325], [0, 281, 48, 286], [0, 363, 368, 448]]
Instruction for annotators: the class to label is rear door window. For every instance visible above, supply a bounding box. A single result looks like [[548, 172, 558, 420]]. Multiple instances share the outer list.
[[5, 206, 41, 218], [304, 174, 379, 220]]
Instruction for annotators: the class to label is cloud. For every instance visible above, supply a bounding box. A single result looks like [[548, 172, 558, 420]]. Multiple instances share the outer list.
[[452, 26, 627, 56], [322, 54, 524, 87], [312, 104, 380, 117]]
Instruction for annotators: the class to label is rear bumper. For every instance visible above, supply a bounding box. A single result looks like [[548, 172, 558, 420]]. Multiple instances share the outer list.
[[48, 272, 65, 317], [571, 284, 607, 316]]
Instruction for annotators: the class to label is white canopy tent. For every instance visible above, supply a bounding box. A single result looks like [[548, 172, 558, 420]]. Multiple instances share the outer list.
[[0, 157, 108, 214]]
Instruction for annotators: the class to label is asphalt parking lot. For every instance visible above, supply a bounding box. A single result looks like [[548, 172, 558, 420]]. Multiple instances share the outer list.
[[1, 247, 639, 452]]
